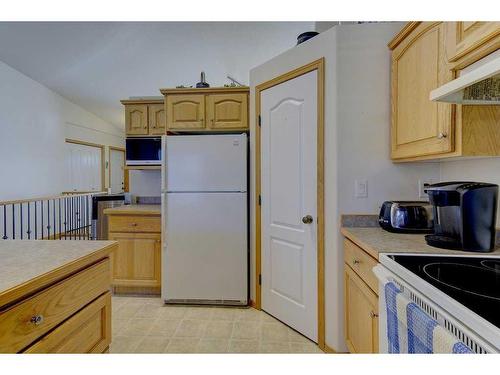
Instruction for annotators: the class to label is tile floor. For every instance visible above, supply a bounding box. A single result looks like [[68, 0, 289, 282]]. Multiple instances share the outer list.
[[110, 295, 323, 354]]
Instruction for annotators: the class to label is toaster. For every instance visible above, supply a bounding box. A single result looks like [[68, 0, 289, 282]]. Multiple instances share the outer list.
[[378, 201, 433, 233]]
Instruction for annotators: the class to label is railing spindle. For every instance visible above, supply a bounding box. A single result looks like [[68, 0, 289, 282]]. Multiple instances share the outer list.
[[20, 203, 23, 239], [58, 198, 62, 240], [11, 204, 15, 240], [27, 202, 31, 239], [53, 199, 56, 240], [2, 206, 7, 240], [34, 201, 38, 240], [46, 200, 51, 240], [41, 200, 44, 239], [63, 198, 67, 240]]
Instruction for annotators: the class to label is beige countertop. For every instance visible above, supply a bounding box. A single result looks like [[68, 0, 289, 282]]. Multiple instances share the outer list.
[[341, 227, 500, 260], [0, 240, 116, 306], [103, 204, 161, 216]]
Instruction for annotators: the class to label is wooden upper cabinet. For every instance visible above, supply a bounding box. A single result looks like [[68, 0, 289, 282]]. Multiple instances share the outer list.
[[166, 94, 206, 130], [390, 22, 453, 160], [161, 87, 249, 132], [344, 265, 379, 354], [125, 104, 149, 135], [389, 22, 500, 162], [445, 22, 500, 63], [207, 93, 248, 130], [148, 103, 166, 135], [122, 99, 165, 136]]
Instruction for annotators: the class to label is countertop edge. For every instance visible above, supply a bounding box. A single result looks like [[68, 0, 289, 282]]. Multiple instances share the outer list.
[[0, 242, 117, 308], [340, 227, 380, 260]]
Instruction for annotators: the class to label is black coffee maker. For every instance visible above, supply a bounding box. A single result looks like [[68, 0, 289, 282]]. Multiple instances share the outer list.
[[424, 182, 498, 252]]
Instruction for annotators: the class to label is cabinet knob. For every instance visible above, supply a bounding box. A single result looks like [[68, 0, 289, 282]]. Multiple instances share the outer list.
[[30, 314, 44, 325], [437, 132, 447, 139], [352, 259, 361, 265], [131, 223, 138, 227], [370, 311, 379, 318]]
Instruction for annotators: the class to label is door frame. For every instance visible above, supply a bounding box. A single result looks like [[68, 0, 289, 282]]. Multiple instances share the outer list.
[[108, 146, 128, 192], [254, 58, 325, 349], [65, 138, 106, 192]]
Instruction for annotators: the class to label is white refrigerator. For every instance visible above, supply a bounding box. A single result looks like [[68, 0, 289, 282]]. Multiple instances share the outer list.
[[161, 134, 248, 305]]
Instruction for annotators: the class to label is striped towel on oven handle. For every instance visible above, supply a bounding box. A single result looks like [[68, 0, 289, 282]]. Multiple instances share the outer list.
[[384, 281, 473, 354]]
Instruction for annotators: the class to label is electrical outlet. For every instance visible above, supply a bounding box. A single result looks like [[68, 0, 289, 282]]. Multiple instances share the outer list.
[[418, 179, 434, 199], [355, 179, 368, 198]]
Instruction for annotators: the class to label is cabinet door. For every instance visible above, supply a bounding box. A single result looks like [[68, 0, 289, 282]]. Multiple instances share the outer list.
[[109, 232, 161, 288], [445, 22, 500, 63], [206, 93, 248, 130], [344, 265, 379, 353], [166, 94, 205, 130], [391, 22, 453, 160], [148, 103, 166, 135], [125, 104, 149, 135]]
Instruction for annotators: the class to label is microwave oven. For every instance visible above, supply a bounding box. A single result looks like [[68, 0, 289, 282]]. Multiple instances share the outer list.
[[126, 137, 162, 165]]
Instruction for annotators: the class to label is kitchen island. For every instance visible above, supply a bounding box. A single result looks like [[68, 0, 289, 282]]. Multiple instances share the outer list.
[[0, 240, 116, 353]]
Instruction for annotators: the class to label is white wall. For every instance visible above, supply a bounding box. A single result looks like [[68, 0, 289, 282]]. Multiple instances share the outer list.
[[0, 61, 124, 201], [128, 170, 162, 196], [250, 23, 442, 352], [336, 25, 441, 214]]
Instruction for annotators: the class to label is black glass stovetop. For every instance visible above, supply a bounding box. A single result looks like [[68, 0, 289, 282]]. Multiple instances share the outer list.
[[389, 255, 500, 329]]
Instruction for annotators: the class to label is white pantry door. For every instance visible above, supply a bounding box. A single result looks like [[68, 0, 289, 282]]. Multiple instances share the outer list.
[[261, 70, 318, 342], [109, 148, 125, 193]]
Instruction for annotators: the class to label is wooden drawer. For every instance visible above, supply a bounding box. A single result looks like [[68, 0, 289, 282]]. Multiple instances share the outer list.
[[24, 292, 111, 353], [108, 215, 161, 233], [0, 259, 110, 353], [344, 239, 379, 294]]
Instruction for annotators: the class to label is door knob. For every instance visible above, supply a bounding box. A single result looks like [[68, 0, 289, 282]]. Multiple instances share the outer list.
[[302, 215, 314, 224]]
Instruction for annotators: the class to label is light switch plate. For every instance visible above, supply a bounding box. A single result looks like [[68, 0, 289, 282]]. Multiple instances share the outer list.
[[355, 179, 368, 198]]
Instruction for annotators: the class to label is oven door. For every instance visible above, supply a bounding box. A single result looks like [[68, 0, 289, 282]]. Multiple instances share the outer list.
[[126, 137, 162, 165]]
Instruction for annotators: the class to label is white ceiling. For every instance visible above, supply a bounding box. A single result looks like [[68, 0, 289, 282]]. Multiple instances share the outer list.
[[0, 22, 314, 130]]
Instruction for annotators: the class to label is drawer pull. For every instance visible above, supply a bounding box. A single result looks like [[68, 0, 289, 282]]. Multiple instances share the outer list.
[[131, 223, 138, 227], [30, 314, 44, 325], [437, 132, 447, 139], [370, 311, 379, 318], [352, 259, 361, 265]]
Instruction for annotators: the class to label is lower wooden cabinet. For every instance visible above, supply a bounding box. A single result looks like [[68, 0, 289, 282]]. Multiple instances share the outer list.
[[108, 232, 161, 289], [344, 265, 379, 353], [107, 212, 162, 295], [24, 292, 111, 353]]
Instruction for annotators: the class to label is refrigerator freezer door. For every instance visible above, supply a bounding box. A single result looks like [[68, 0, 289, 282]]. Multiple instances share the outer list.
[[165, 134, 247, 192], [162, 192, 247, 304]]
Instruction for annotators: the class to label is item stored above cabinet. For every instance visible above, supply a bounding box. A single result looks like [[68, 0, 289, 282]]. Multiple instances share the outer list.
[[160, 87, 249, 132], [388, 22, 500, 162]]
